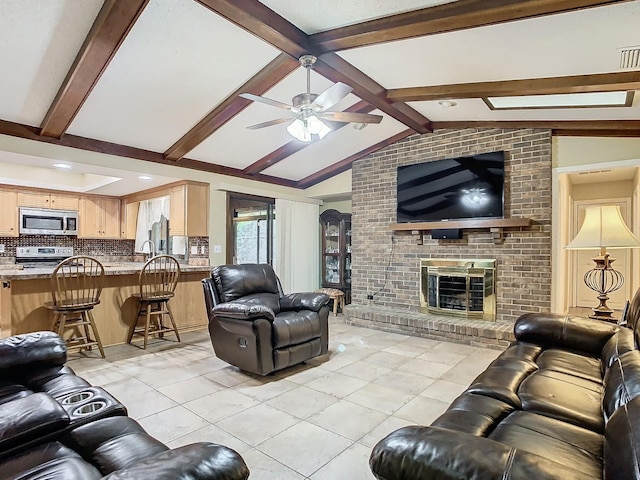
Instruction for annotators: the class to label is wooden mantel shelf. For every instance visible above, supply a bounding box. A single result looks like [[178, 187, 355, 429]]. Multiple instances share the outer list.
[[390, 218, 533, 244]]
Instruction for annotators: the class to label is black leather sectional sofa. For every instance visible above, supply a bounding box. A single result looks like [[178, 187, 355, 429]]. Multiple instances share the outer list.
[[370, 289, 640, 480], [0, 331, 249, 480]]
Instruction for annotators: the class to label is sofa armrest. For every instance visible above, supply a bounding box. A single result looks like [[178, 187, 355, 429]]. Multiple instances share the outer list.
[[0, 331, 66, 371], [212, 302, 275, 322], [514, 312, 620, 356], [279, 293, 330, 312], [370, 426, 587, 480], [101, 443, 249, 480]]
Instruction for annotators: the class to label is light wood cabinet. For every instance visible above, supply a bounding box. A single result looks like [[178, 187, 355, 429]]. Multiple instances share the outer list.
[[79, 196, 121, 239], [0, 188, 18, 236], [169, 183, 208, 236], [18, 191, 78, 210], [121, 201, 139, 239]]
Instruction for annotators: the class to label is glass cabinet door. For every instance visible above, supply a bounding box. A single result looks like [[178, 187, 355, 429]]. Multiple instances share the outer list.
[[323, 218, 341, 284]]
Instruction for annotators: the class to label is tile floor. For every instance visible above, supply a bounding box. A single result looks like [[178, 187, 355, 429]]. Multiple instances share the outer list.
[[68, 317, 503, 479]]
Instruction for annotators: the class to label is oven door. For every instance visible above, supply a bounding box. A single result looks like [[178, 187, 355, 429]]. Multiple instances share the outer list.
[[19, 208, 77, 235]]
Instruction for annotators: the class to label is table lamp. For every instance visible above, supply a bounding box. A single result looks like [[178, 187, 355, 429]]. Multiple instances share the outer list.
[[565, 205, 640, 322]]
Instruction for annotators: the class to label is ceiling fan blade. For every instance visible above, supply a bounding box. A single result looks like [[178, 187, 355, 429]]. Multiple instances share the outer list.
[[246, 117, 293, 130], [311, 82, 353, 111], [240, 93, 293, 111], [319, 111, 383, 124]]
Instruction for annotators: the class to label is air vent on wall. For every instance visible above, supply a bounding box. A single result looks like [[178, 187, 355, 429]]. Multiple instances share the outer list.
[[619, 46, 640, 70]]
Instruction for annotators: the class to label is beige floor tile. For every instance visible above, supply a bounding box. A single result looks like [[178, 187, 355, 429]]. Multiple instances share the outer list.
[[204, 365, 256, 387], [311, 351, 361, 371], [157, 375, 225, 403], [362, 351, 410, 369], [103, 377, 177, 420], [345, 383, 415, 415], [216, 404, 300, 446], [277, 363, 330, 385], [236, 377, 298, 402], [137, 405, 210, 443], [166, 424, 251, 454], [441, 360, 490, 386], [399, 336, 442, 349], [78, 364, 131, 386], [308, 400, 387, 441], [432, 342, 478, 355], [310, 442, 376, 480], [266, 385, 338, 419], [359, 416, 415, 448], [417, 349, 468, 366], [337, 360, 392, 383], [382, 343, 429, 357], [397, 357, 453, 379], [184, 389, 259, 423], [305, 372, 368, 398], [123, 363, 201, 389], [420, 379, 468, 403], [241, 449, 306, 480], [257, 421, 352, 477], [394, 396, 451, 425], [373, 370, 435, 396]]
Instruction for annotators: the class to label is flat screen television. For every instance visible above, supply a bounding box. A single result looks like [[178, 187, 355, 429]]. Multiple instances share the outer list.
[[396, 151, 505, 223]]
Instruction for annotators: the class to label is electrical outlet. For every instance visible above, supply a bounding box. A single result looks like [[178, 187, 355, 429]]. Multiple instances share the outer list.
[[200, 246, 205, 254], [213, 245, 222, 254], [190, 246, 198, 255], [0, 244, 4, 253], [367, 294, 374, 300]]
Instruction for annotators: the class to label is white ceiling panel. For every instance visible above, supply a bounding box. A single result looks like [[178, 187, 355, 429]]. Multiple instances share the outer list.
[[188, 69, 359, 169], [67, 0, 280, 152], [262, 110, 406, 180], [0, 0, 102, 126], [339, 2, 640, 88], [409, 97, 640, 121], [259, 0, 455, 34]]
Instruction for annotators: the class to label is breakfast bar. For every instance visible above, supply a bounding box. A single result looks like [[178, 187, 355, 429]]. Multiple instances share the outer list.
[[0, 263, 211, 346]]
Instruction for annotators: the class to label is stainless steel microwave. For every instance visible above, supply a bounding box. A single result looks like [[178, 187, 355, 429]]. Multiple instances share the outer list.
[[19, 207, 79, 236]]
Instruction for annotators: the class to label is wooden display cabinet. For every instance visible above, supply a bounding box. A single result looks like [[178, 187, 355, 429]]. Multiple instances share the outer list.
[[320, 209, 352, 302]]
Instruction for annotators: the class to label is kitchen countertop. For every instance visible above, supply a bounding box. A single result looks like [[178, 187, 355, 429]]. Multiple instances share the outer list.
[[0, 262, 212, 281]]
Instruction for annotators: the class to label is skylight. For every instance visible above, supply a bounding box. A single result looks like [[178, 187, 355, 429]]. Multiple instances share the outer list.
[[485, 91, 633, 110]]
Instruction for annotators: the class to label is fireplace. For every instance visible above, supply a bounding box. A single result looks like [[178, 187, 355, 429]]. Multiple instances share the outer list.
[[420, 259, 496, 321]]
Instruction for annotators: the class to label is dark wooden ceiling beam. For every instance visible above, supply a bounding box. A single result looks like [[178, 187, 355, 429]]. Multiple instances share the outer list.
[[315, 53, 432, 133], [243, 100, 375, 174], [194, 0, 310, 58], [39, 0, 149, 138], [164, 53, 298, 161], [309, 0, 633, 53], [387, 71, 640, 102], [431, 120, 640, 131], [0, 119, 297, 188], [296, 129, 414, 189], [553, 129, 640, 137]]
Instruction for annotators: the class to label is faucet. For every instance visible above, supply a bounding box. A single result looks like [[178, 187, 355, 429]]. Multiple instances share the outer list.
[[140, 240, 156, 261]]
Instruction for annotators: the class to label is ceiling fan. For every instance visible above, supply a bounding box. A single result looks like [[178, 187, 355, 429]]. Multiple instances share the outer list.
[[240, 55, 383, 142]]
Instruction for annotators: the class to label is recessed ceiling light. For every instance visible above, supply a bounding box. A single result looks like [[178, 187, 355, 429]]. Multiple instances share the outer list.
[[53, 163, 72, 169], [485, 91, 632, 109], [438, 100, 457, 108], [138, 175, 152, 180]]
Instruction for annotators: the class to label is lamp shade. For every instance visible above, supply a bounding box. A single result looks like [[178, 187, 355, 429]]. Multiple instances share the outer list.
[[565, 205, 640, 250]]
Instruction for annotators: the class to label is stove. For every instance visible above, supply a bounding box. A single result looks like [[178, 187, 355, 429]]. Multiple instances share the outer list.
[[16, 246, 74, 269]]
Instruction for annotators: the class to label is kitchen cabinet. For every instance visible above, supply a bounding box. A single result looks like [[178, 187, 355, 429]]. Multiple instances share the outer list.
[[320, 209, 351, 302], [17, 191, 78, 210], [169, 183, 208, 236], [0, 187, 18, 236], [78, 196, 121, 239], [120, 201, 139, 239]]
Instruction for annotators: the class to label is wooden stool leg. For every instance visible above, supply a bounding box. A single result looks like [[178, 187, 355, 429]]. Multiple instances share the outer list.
[[165, 301, 181, 342], [87, 310, 105, 358], [50, 312, 60, 333], [58, 313, 67, 338], [81, 312, 92, 351], [143, 303, 152, 350], [128, 302, 143, 344], [332, 296, 338, 316]]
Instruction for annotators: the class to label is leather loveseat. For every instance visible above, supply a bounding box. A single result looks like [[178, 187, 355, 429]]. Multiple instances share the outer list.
[[0, 331, 249, 480], [370, 289, 640, 480], [202, 263, 330, 376]]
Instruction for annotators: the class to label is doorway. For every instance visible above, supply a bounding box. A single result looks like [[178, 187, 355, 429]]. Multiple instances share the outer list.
[[227, 193, 275, 265]]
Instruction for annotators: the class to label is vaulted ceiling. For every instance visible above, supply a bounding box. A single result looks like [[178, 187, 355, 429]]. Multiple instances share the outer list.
[[1, 0, 639, 192]]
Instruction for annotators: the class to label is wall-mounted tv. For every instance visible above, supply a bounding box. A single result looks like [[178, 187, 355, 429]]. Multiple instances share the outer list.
[[397, 151, 505, 223]]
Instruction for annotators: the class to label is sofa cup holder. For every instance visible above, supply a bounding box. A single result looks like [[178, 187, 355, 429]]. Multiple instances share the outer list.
[[55, 387, 127, 425], [60, 391, 94, 405], [72, 400, 107, 417]]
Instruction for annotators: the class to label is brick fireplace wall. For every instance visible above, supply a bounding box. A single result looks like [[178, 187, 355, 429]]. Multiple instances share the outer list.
[[350, 128, 552, 329]]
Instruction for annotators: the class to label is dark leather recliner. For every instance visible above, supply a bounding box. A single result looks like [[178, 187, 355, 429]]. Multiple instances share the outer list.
[[202, 263, 330, 376]]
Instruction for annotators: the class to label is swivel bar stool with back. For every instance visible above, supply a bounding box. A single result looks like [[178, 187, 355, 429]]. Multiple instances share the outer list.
[[45, 255, 106, 358], [128, 255, 181, 349]]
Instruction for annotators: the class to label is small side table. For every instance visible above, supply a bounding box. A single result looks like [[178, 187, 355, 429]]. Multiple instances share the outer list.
[[316, 288, 346, 317]]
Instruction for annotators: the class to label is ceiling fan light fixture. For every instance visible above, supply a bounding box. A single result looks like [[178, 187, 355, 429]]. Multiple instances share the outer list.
[[307, 115, 331, 137], [287, 118, 312, 142]]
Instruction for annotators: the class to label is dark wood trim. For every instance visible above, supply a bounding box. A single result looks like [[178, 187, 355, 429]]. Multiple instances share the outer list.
[[194, 0, 310, 58], [243, 100, 375, 174], [553, 129, 640, 137], [164, 53, 299, 161], [387, 72, 640, 102], [297, 129, 414, 188], [390, 217, 533, 231], [39, 0, 149, 138], [315, 53, 432, 134], [309, 0, 633, 53], [0, 119, 297, 188], [431, 120, 640, 130]]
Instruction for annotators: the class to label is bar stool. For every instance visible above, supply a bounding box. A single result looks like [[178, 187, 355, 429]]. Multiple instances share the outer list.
[[315, 288, 345, 316], [45, 256, 105, 358], [127, 255, 181, 349]]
